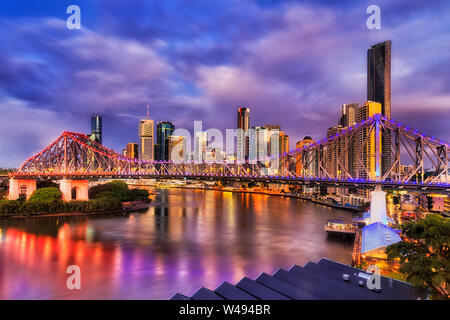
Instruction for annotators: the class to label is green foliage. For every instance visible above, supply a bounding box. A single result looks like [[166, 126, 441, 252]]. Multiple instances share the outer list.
[[128, 188, 150, 202], [0, 200, 21, 215], [29, 187, 62, 202], [0, 198, 122, 216], [386, 214, 449, 300], [36, 180, 59, 189], [89, 180, 149, 202]]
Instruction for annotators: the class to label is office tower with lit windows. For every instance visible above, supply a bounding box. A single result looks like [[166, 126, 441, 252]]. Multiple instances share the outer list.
[[139, 107, 154, 161], [367, 41, 391, 119], [249, 126, 271, 161], [357, 101, 382, 180], [340, 103, 358, 128], [279, 132, 289, 155], [237, 107, 250, 161], [126, 143, 139, 159], [194, 131, 208, 162], [295, 136, 315, 177], [90, 115, 102, 144], [340, 103, 359, 178], [155, 121, 175, 161], [168, 136, 186, 161], [368, 41, 392, 178], [326, 125, 344, 194]]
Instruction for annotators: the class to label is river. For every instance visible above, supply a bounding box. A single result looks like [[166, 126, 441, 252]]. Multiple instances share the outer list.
[[0, 188, 355, 299]]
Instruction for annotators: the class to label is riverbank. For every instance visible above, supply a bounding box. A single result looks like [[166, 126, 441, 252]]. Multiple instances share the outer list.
[[0, 200, 151, 220]]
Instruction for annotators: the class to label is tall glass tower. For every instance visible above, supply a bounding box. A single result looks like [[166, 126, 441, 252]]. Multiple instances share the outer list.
[[155, 121, 175, 161], [237, 107, 250, 161], [91, 115, 102, 144], [367, 40, 391, 119], [367, 40, 392, 178]]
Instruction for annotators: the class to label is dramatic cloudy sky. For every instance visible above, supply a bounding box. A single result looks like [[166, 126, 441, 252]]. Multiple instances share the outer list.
[[0, 0, 449, 167]]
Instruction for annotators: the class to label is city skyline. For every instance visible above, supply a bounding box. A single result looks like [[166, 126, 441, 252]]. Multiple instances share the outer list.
[[1, 0, 450, 167]]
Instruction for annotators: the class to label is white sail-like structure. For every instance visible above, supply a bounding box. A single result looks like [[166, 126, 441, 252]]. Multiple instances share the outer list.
[[368, 186, 388, 225]]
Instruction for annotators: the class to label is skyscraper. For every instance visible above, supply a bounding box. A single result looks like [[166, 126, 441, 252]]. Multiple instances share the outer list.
[[237, 107, 250, 161], [367, 41, 391, 119], [339, 103, 358, 128], [295, 136, 315, 177], [194, 131, 208, 162], [139, 106, 154, 161], [249, 126, 270, 161], [168, 136, 186, 161], [126, 143, 139, 159], [340, 103, 359, 178], [357, 101, 382, 180], [367, 40, 392, 177], [155, 121, 175, 161], [90, 115, 102, 144]]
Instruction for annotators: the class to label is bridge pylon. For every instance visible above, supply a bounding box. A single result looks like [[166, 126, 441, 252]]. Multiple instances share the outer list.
[[8, 178, 36, 200], [59, 179, 89, 201]]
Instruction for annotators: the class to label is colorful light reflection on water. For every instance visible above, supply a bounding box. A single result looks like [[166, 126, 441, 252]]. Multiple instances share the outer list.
[[0, 188, 354, 299]]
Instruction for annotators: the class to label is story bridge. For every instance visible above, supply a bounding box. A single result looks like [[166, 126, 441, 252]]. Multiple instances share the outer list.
[[8, 113, 449, 200]]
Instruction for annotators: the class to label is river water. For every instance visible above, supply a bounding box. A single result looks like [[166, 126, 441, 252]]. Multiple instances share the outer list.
[[0, 188, 354, 299]]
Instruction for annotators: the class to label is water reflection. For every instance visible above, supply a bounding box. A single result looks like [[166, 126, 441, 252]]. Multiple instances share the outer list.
[[0, 188, 354, 299]]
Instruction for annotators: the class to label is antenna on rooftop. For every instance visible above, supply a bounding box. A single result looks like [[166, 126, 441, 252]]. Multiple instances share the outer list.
[[146, 104, 150, 120]]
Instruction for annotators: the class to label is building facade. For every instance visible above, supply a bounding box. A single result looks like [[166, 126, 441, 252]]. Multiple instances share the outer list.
[[357, 101, 382, 180], [237, 107, 250, 161], [126, 143, 139, 159], [90, 115, 102, 144], [169, 135, 186, 161], [155, 121, 175, 161], [139, 119, 154, 161], [368, 40, 392, 178], [194, 131, 208, 162]]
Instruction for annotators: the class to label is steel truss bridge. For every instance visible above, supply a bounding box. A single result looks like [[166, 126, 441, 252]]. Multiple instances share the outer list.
[[10, 114, 450, 193]]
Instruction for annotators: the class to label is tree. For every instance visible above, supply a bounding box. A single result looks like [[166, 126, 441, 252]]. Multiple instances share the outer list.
[[386, 214, 449, 299], [89, 180, 149, 202], [29, 187, 63, 202], [37, 180, 59, 189]]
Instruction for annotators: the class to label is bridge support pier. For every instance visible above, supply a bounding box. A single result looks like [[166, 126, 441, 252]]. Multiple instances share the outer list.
[[8, 178, 36, 200], [59, 179, 89, 201]]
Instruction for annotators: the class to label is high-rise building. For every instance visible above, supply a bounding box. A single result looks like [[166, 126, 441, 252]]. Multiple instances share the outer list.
[[155, 121, 175, 161], [279, 132, 289, 155], [339, 103, 358, 128], [326, 125, 345, 195], [126, 143, 139, 159], [237, 107, 250, 161], [357, 101, 382, 180], [168, 136, 186, 161], [367, 41, 391, 119], [194, 131, 208, 162], [368, 41, 392, 178], [295, 136, 315, 176], [263, 125, 286, 156], [249, 126, 270, 161], [90, 115, 102, 144], [326, 125, 344, 178], [340, 103, 359, 178], [139, 106, 154, 161]]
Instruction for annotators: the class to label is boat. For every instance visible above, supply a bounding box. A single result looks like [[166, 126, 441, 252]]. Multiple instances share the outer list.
[[324, 217, 357, 236]]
